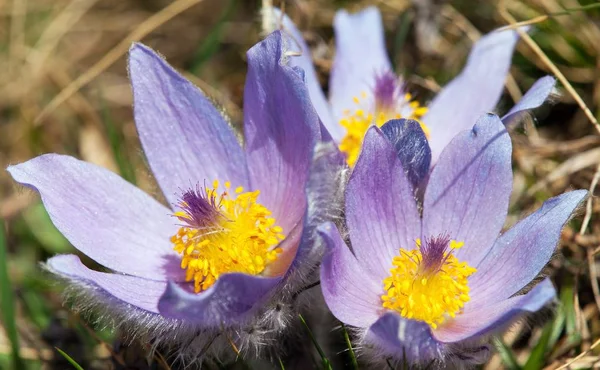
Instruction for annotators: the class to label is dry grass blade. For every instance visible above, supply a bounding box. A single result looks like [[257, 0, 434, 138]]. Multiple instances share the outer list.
[[35, 0, 204, 124], [587, 249, 600, 316], [525, 147, 600, 197], [499, 0, 600, 132], [556, 337, 600, 369], [9, 0, 27, 74], [26, 0, 98, 77], [579, 163, 600, 235]]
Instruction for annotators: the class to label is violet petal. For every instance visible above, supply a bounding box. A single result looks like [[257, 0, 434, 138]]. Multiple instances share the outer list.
[[329, 7, 392, 123], [366, 312, 445, 364], [381, 119, 432, 189], [346, 127, 421, 281], [434, 279, 556, 343], [319, 222, 382, 328], [424, 28, 522, 162], [129, 43, 249, 206], [8, 154, 183, 281], [272, 8, 336, 139], [422, 114, 512, 267], [157, 274, 281, 326], [469, 190, 587, 307], [47, 255, 167, 313], [502, 76, 556, 126], [244, 31, 320, 232]]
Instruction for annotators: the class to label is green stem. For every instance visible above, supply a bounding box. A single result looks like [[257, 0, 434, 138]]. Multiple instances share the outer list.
[[341, 323, 358, 369], [298, 314, 332, 370]]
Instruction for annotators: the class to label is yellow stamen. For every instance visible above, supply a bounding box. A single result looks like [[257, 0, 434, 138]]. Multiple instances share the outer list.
[[172, 182, 284, 293], [338, 94, 429, 167], [381, 240, 476, 329]]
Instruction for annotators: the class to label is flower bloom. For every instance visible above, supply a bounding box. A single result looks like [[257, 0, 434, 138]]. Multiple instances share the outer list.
[[7, 31, 329, 359], [270, 6, 556, 167], [319, 114, 586, 366]]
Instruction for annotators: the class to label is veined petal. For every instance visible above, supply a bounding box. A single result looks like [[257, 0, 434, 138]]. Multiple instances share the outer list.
[[271, 8, 336, 139], [381, 119, 432, 189], [8, 154, 183, 281], [423, 114, 512, 267], [502, 76, 556, 126], [424, 28, 523, 162], [434, 279, 556, 343], [157, 274, 281, 326], [469, 190, 587, 307], [47, 254, 167, 313], [346, 127, 421, 281], [244, 31, 320, 232], [366, 313, 446, 365], [330, 7, 392, 123], [319, 222, 382, 328], [129, 43, 249, 206]]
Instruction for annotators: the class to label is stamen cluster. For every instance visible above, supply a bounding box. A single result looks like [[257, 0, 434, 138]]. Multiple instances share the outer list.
[[172, 181, 284, 292], [381, 237, 476, 329]]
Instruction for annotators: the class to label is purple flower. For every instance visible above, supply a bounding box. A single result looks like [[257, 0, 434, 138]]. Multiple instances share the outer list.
[[269, 6, 556, 167], [318, 113, 586, 366], [7, 31, 329, 359]]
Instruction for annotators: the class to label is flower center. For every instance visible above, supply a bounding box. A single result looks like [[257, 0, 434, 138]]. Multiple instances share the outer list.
[[381, 235, 476, 329], [171, 180, 284, 293], [338, 72, 429, 167]]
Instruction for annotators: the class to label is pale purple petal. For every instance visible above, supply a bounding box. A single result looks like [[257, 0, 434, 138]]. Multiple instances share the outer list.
[[469, 190, 587, 307], [502, 76, 556, 126], [424, 28, 522, 162], [422, 114, 512, 267], [47, 255, 167, 313], [330, 7, 392, 122], [272, 8, 336, 139], [8, 154, 183, 281], [319, 222, 382, 328], [129, 43, 249, 206], [244, 31, 320, 232], [366, 313, 446, 364], [434, 279, 556, 343], [381, 119, 432, 189], [158, 274, 281, 327], [346, 127, 421, 281]]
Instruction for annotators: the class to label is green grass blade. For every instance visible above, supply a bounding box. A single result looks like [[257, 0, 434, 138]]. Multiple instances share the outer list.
[[392, 10, 414, 72], [523, 323, 553, 370], [189, 0, 237, 74], [560, 280, 580, 344], [493, 338, 522, 370], [0, 219, 24, 370], [548, 303, 566, 350], [55, 347, 85, 370], [341, 323, 358, 369], [298, 314, 332, 370]]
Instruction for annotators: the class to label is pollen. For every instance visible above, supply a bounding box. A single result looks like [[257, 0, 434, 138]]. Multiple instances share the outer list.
[[171, 181, 285, 293], [338, 89, 429, 167], [381, 237, 476, 329]]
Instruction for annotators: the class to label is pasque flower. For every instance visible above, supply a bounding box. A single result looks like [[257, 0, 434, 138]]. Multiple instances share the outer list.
[[7, 31, 336, 359], [269, 6, 556, 167], [319, 114, 586, 367]]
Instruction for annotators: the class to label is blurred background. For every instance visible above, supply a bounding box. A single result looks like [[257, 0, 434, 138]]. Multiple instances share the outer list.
[[0, 0, 599, 369]]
